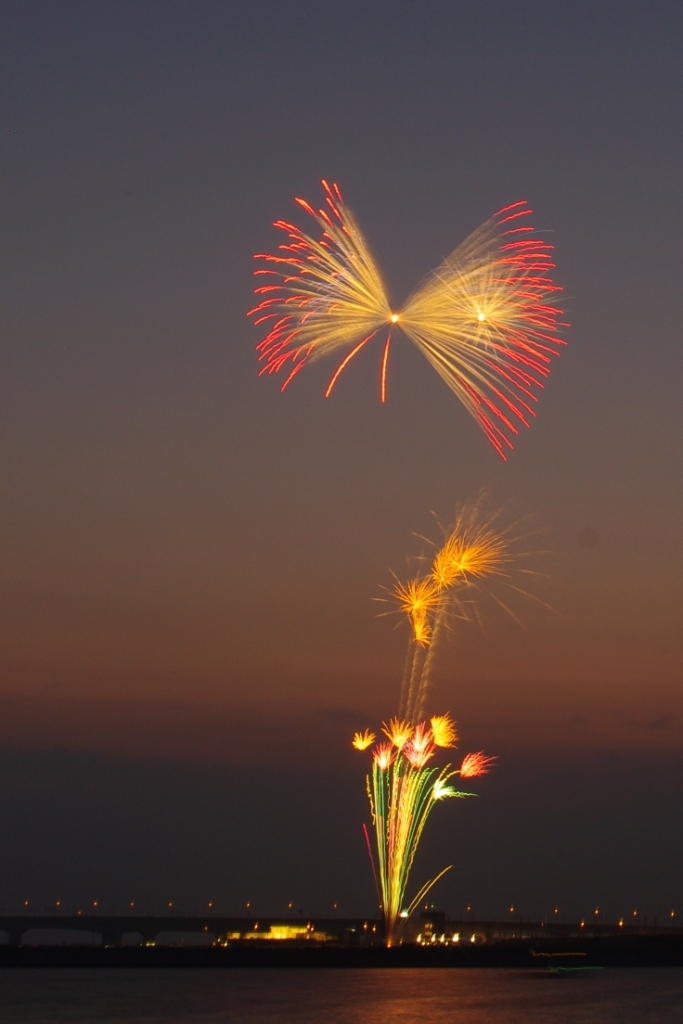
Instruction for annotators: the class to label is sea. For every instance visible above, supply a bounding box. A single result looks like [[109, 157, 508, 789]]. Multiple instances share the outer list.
[[0, 968, 682, 1024]]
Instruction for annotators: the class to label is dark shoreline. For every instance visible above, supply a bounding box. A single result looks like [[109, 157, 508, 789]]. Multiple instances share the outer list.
[[2, 937, 683, 968]]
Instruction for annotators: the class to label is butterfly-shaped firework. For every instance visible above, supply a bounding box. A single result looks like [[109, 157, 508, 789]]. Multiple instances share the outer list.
[[249, 181, 567, 458]]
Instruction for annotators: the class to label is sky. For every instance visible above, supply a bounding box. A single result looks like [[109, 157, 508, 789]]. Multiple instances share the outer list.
[[0, 0, 681, 925]]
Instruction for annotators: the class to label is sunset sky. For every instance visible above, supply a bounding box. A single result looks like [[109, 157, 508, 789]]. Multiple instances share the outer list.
[[1, 1, 681, 923]]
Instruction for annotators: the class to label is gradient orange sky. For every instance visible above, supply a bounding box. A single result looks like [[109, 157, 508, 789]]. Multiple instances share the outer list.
[[0, 0, 681, 918]]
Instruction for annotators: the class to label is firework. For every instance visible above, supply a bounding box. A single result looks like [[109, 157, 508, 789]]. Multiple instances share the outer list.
[[382, 718, 414, 751], [430, 713, 458, 748], [355, 717, 493, 944], [459, 751, 498, 778], [359, 501, 543, 940], [391, 501, 514, 723], [352, 729, 376, 751], [391, 576, 442, 647], [249, 181, 391, 395], [250, 182, 567, 457]]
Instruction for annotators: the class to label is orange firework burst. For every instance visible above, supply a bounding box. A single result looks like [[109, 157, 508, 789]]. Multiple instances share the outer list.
[[387, 497, 544, 724], [382, 718, 414, 750], [392, 576, 442, 646], [390, 503, 510, 653], [352, 729, 376, 751], [459, 751, 497, 778], [431, 522, 508, 588], [249, 182, 568, 457], [430, 713, 458, 748]]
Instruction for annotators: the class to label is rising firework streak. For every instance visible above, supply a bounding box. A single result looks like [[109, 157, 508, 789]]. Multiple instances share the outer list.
[[392, 501, 513, 723], [249, 181, 568, 457], [353, 506, 514, 943]]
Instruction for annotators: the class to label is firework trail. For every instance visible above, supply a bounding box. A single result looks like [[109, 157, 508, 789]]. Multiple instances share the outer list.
[[355, 713, 494, 944], [351, 505, 519, 942], [392, 499, 514, 722], [249, 182, 568, 457]]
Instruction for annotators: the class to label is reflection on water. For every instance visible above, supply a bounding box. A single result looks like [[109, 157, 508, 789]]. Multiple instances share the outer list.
[[0, 968, 682, 1023]]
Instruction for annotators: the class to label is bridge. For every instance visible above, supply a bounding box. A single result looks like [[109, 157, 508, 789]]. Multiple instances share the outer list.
[[0, 914, 681, 947], [0, 914, 379, 947]]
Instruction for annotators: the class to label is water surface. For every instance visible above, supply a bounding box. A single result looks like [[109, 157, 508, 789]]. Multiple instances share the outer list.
[[0, 968, 682, 1023]]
